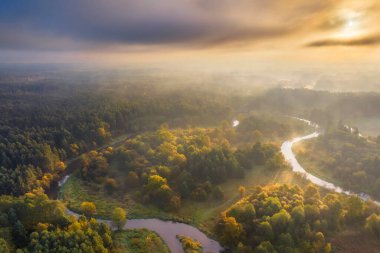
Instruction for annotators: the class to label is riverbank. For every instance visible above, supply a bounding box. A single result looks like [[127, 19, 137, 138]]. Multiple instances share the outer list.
[[281, 118, 380, 205]]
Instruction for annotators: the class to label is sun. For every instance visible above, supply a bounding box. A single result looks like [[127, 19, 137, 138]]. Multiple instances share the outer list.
[[338, 10, 362, 39]]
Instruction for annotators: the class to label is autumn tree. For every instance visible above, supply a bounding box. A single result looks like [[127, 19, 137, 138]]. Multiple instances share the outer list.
[[220, 216, 243, 245], [125, 171, 139, 188], [345, 195, 364, 223], [104, 177, 118, 194], [80, 201, 97, 217], [239, 186, 246, 199], [365, 213, 380, 237], [111, 207, 127, 230]]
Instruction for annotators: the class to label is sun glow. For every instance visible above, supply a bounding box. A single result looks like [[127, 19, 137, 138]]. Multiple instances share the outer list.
[[338, 10, 363, 39]]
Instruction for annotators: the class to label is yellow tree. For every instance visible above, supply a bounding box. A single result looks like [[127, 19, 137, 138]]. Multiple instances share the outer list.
[[80, 202, 96, 218], [221, 216, 243, 245], [111, 207, 127, 230]]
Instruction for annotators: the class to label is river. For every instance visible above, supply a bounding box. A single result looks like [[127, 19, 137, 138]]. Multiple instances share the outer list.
[[56, 123, 237, 253], [281, 117, 380, 205], [58, 117, 380, 253], [59, 174, 223, 253]]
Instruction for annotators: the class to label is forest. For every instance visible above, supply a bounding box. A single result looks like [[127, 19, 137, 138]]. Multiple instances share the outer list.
[[2, 1, 380, 251], [0, 81, 232, 197], [295, 123, 380, 198], [216, 184, 380, 253], [75, 125, 287, 211], [0, 79, 380, 252]]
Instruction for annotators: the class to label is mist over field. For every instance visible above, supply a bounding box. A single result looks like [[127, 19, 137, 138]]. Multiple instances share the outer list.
[[3, 62, 380, 93]]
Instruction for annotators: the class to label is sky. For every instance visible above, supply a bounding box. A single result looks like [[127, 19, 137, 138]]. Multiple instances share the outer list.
[[1, 0, 380, 69]]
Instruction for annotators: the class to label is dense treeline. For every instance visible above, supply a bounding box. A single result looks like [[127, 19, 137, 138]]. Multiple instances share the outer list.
[[4, 76, 380, 252], [25, 217, 113, 253], [5, 84, 380, 197], [0, 192, 114, 252], [296, 123, 380, 198], [234, 113, 308, 143], [78, 125, 287, 210], [216, 184, 380, 253], [0, 83, 232, 196]]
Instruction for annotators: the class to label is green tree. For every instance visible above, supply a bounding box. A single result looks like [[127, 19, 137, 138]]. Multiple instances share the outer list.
[[236, 242, 253, 253], [270, 210, 291, 235], [169, 195, 181, 210], [304, 205, 320, 224], [0, 238, 10, 253], [254, 241, 275, 253], [304, 184, 320, 205], [213, 186, 225, 200], [257, 221, 274, 241], [365, 213, 380, 237], [125, 171, 139, 188], [104, 177, 118, 194], [12, 220, 27, 247], [346, 195, 364, 223], [227, 203, 256, 224], [291, 206, 305, 224]]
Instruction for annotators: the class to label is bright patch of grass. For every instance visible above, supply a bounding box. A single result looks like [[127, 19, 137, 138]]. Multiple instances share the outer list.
[[113, 229, 170, 253], [60, 174, 185, 221], [60, 174, 127, 218]]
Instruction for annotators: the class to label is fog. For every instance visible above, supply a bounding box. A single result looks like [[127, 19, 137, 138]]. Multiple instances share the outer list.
[[2, 62, 380, 93], [2, 1, 380, 252]]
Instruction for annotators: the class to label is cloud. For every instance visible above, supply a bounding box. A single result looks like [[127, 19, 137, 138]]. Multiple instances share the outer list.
[[0, 0, 340, 51], [306, 34, 380, 47]]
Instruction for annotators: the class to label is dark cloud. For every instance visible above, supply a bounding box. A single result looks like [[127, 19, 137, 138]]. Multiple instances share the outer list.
[[0, 0, 340, 51], [306, 34, 380, 47]]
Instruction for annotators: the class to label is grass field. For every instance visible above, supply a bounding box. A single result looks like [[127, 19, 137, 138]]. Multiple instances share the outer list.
[[113, 229, 170, 253], [332, 229, 380, 253], [60, 173, 175, 221], [293, 142, 343, 186], [60, 165, 300, 234]]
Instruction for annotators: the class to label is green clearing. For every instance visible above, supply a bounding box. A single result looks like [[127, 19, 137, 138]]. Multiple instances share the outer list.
[[60, 173, 174, 220], [293, 141, 342, 187], [60, 122, 313, 235], [60, 165, 299, 234], [113, 229, 170, 253]]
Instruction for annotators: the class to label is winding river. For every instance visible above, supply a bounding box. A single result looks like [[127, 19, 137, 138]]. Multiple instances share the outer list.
[[57, 117, 380, 253], [56, 120, 246, 252], [59, 175, 223, 253], [281, 117, 380, 205]]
